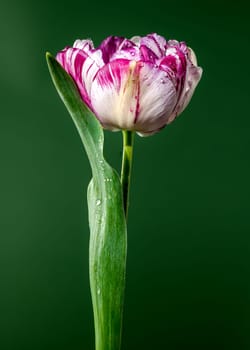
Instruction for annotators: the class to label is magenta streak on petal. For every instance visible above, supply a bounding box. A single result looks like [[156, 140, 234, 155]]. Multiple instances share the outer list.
[[157, 46, 188, 121], [57, 48, 72, 74], [86, 61, 94, 77], [161, 55, 178, 73], [160, 48, 187, 90], [147, 34, 164, 57], [56, 52, 66, 71], [74, 51, 87, 78], [139, 45, 158, 63], [69, 51, 89, 102], [134, 82, 140, 123], [94, 59, 130, 91], [57, 48, 93, 109], [98, 36, 137, 63], [134, 62, 143, 123], [98, 36, 126, 63], [118, 38, 136, 52], [179, 41, 188, 54]]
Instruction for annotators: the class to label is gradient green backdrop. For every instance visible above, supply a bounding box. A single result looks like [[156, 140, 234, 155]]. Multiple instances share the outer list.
[[1, 0, 250, 349]]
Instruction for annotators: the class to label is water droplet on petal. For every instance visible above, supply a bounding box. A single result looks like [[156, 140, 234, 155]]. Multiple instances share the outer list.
[[96, 199, 101, 206]]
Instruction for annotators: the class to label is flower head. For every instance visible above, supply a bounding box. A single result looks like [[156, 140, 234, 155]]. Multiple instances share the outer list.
[[56, 33, 202, 136]]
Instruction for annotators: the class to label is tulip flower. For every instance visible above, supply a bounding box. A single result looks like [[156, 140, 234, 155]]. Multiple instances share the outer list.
[[47, 32, 202, 350], [56, 33, 202, 136]]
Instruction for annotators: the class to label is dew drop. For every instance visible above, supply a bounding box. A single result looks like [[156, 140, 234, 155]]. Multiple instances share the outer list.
[[130, 51, 135, 56], [97, 288, 101, 295], [96, 199, 101, 206], [154, 64, 158, 68], [160, 78, 165, 84]]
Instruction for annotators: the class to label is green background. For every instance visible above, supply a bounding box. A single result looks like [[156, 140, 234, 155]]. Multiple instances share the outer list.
[[1, 0, 250, 349]]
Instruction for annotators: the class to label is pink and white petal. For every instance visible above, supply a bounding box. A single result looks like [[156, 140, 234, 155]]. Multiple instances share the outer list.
[[57, 47, 76, 75], [57, 48, 85, 98], [111, 47, 140, 61], [134, 64, 177, 134], [73, 39, 94, 52], [167, 40, 179, 46], [111, 39, 140, 61], [187, 47, 198, 66], [140, 33, 167, 58], [159, 46, 187, 104], [81, 49, 105, 98], [130, 36, 141, 45], [90, 59, 141, 130], [56, 47, 102, 109], [98, 36, 136, 63], [167, 59, 202, 124], [56, 48, 69, 73], [139, 45, 158, 63]]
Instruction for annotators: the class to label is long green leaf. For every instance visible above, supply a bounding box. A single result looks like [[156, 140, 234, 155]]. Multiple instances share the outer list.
[[46, 53, 127, 350]]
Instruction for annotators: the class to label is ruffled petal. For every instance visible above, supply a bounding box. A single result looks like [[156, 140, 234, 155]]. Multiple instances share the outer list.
[[167, 47, 202, 124], [73, 39, 94, 51], [90, 59, 141, 130], [159, 43, 187, 102], [90, 58, 177, 134], [98, 36, 138, 63], [139, 45, 158, 63], [130, 36, 141, 45], [56, 47, 88, 99], [134, 63, 177, 135], [56, 46, 104, 109], [139, 33, 167, 58], [80, 50, 104, 101]]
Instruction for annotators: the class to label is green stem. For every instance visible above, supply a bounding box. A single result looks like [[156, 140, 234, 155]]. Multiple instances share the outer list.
[[121, 130, 134, 218]]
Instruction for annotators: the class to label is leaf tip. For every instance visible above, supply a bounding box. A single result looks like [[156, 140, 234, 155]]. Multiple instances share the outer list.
[[45, 52, 54, 64]]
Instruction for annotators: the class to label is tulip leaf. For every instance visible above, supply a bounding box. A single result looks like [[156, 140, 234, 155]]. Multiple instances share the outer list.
[[46, 53, 127, 350]]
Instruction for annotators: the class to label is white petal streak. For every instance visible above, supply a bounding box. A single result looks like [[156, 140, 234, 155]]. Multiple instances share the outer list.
[[135, 64, 177, 133], [140, 34, 167, 58], [187, 47, 198, 66], [73, 39, 94, 51], [168, 56, 202, 123], [81, 50, 104, 97], [130, 36, 141, 45], [90, 60, 140, 130]]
